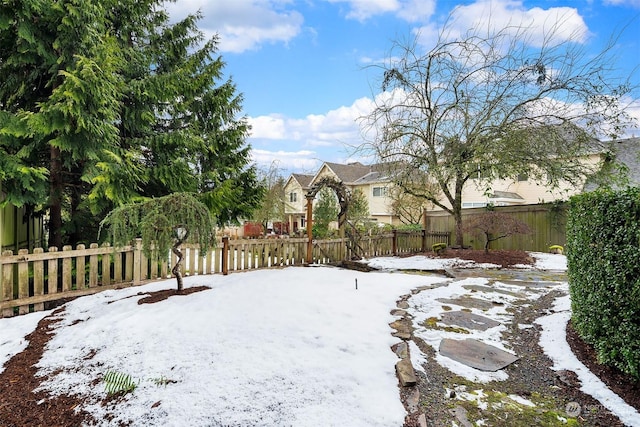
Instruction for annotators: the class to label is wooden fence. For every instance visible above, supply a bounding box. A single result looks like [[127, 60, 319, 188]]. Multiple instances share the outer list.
[[425, 203, 567, 252], [0, 230, 450, 318]]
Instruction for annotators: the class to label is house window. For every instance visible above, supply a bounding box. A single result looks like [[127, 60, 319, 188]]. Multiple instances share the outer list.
[[373, 186, 388, 197], [462, 202, 488, 208], [289, 192, 297, 203]]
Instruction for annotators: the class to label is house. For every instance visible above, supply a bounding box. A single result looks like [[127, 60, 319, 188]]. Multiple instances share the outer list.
[[283, 162, 400, 232], [583, 136, 640, 191], [459, 137, 640, 208], [0, 204, 44, 253], [283, 173, 314, 234]]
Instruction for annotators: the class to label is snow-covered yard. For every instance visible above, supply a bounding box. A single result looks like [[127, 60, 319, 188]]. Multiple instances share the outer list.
[[1, 252, 638, 426]]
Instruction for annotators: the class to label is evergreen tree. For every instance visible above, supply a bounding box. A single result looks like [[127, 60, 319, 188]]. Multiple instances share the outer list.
[[0, 0, 261, 248], [346, 188, 370, 227], [313, 187, 339, 239]]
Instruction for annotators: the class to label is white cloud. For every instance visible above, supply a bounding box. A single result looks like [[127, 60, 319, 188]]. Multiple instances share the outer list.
[[251, 149, 320, 172], [415, 0, 589, 50], [248, 96, 375, 146], [604, 0, 640, 8], [246, 97, 380, 172], [166, 0, 303, 52], [324, 0, 436, 23], [620, 97, 640, 138]]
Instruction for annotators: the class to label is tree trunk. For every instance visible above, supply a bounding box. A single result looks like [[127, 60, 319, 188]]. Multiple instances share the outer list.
[[171, 245, 184, 291], [453, 209, 464, 248], [68, 163, 84, 246], [49, 145, 63, 249], [452, 177, 465, 248]]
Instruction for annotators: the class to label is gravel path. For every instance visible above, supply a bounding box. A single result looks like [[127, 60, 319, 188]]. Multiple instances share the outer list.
[[399, 268, 631, 427]]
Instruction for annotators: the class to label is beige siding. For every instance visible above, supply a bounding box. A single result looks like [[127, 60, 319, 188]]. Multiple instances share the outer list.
[[431, 154, 602, 211], [351, 182, 397, 225], [284, 179, 307, 215]]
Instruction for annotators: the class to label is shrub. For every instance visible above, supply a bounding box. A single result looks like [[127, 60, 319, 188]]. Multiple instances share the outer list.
[[548, 245, 564, 254], [567, 188, 640, 380], [432, 243, 447, 254]]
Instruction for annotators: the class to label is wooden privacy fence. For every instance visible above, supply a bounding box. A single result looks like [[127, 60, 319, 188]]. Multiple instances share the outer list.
[[0, 230, 450, 318], [425, 203, 567, 252]]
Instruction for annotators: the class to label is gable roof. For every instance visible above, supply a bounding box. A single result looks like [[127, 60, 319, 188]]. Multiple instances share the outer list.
[[583, 137, 640, 191], [613, 137, 640, 186], [291, 173, 313, 189], [313, 162, 392, 185]]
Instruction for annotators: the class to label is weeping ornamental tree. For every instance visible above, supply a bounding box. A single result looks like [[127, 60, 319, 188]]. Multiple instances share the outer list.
[[360, 12, 636, 247], [100, 193, 216, 291]]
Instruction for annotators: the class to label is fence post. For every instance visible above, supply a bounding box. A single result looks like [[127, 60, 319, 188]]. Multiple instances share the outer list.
[[1, 250, 14, 317], [133, 238, 142, 285], [62, 245, 73, 292], [392, 229, 398, 256], [305, 195, 314, 265], [421, 229, 427, 253], [222, 236, 229, 275]]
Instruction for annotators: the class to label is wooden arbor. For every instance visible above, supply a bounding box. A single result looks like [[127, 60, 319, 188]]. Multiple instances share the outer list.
[[304, 177, 350, 264]]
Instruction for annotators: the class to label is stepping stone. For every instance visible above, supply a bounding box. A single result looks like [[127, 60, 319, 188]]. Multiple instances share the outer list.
[[439, 338, 518, 371], [497, 279, 559, 288], [440, 311, 500, 331], [437, 296, 498, 311], [463, 284, 525, 298], [395, 358, 417, 386], [392, 341, 409, 359]]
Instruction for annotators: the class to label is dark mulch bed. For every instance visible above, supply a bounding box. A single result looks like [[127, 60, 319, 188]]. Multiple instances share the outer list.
[[428, 248, 534, 268], [136, 285, 210, 304], [566, 321, 640, 411], [0, 307, 94, 427]]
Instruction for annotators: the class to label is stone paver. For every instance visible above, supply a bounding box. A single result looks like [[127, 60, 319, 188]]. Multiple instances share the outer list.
[[439, 338, 519, 371], [440, 310, 501, 331]]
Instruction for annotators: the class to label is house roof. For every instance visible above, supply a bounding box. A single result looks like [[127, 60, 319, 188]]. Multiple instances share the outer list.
[[291, 173, 314, 189], [316, 162, 392, 185], [321, 162, 372, 183], [490, 191, 524, 200], [613, 137, 640, 186], [583, 137, 640, 191], [352, 170, 389, 185]]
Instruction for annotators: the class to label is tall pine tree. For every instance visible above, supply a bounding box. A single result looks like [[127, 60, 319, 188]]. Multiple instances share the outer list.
[[0, 0, 262, 248]]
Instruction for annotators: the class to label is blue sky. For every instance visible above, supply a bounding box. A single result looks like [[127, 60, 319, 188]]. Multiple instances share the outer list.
[[167, 0, 640, 175]]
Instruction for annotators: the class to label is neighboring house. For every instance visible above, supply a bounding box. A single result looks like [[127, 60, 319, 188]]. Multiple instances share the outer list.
[[0, 203, 44, 252], [583, 137, 640, 191], [283, 173, 314, 234], [460, 137, 640, 208], [457, 173, 589, 208], [283, 162, 400, 230]]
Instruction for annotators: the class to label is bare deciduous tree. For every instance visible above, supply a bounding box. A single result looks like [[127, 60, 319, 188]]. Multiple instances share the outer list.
[[360, 14, 637, 246], [388, 185, 432, 225], [253, 162, 285, 235]]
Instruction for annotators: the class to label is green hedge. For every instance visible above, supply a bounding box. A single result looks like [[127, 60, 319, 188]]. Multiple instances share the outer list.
[[567, 188, 640, 380]]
